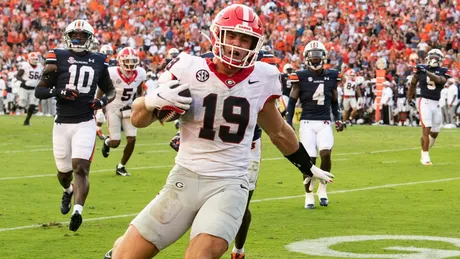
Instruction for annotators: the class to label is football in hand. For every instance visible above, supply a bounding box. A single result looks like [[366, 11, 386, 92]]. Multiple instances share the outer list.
[[153, 83, 191, 123]]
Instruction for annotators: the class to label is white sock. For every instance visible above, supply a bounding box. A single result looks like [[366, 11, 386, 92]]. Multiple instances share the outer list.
[[232, 247, 244, 254], [73, 204, 83, 215], [63, 184, 73, 194], [422, 151, 430, 162], [105, 138, 111, 146], [429, 135, 436, 149], [117, 163, 125, 169]]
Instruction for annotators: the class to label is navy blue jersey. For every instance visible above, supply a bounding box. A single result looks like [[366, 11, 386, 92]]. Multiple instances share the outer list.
[[416, 65, 450, 101], [280, 73, 291, 96], [292, 69, 340, 121], [397, 84, 407, 98], [108, 59, 118, 67], [46, 48, 110, 123]]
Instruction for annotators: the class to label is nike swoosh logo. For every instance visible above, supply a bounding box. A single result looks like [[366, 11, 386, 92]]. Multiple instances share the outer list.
[[248, 80, 259, 84], [240, 184, 248, 190]]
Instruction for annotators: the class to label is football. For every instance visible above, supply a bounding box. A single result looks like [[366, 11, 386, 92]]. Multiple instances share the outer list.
[[153, 83, 191, 123]]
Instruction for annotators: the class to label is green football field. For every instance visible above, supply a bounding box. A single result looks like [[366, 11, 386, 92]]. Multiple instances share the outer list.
[[1, 115, 460, 259]]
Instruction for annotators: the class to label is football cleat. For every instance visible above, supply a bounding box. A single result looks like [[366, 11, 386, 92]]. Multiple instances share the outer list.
[[103, 249, 112, 259], [420, 159, 433, 166], [102, 136, 110, 158], [231, 253, 245, 259], [60, 191, 73, 215], [69, 211, 82, 232], [116, 166, 131, 177], [304, 192, 315, 209], [23, 121, 30, 126], [96, 129, 105, 140], [319, 198, 329, 207]]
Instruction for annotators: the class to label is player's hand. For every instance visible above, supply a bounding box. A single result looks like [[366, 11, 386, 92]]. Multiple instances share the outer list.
[[95, 109, 105, 122], [414, 65, 426, 74], [52, 88, 79, 100], [408, 99, 416, 108], [90, 96, 109, 110], [335, 120, 344, 132], [169, 133, 180, 152], [303, 165, 334, 185], [403, 99, 408, 106], [145, 80, 192, 112]]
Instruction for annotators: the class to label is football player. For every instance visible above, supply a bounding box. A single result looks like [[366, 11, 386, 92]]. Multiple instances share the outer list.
[[341, 69, 362, 124], [286, 40, 343, 209], [156, 47, 180, 73], [408, 48, 450, 165], [168, 50, 277, 259], [95, 44, 118, 140], [104, 4, 333, 259], [100, 47, 146, 176], [396, 77, 409, 126], [279, 63, 294, 117], [35, 19, 116, 232], [16, 52, 43, 125]]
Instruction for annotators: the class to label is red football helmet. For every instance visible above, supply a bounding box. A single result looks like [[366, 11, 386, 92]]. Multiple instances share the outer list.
[[117, 47, 139, 72], [28, 52, 39, 66], [210, 4, 264, 68]]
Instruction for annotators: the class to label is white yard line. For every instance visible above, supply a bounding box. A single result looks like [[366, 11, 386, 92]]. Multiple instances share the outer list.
[[0, 143, 172, 154], [1, 176, 459, 233]]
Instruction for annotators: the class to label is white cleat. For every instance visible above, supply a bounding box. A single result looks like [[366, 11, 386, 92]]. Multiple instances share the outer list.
[[317, 183, 328, 207], [420, 159, 433, 166], [304, 192, 315, 209]]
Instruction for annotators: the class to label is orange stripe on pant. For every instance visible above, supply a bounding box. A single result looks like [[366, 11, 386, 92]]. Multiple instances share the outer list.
[[418, 98, 425, 128]]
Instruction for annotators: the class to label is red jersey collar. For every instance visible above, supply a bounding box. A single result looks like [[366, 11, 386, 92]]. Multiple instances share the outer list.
[[205, 58, 254, 89]]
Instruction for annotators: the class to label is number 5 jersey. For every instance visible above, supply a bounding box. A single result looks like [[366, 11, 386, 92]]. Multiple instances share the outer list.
[[166, 52, 281, 177], [46, 49, 112, 123]]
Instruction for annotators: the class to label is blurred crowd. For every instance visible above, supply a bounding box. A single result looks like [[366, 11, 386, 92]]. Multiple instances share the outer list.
[[0, 0, 459, 123]]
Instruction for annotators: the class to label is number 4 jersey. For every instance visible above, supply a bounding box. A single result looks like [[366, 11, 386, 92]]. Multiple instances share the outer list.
[[166, 52, 281, 177], [46, 48, 110, 123]]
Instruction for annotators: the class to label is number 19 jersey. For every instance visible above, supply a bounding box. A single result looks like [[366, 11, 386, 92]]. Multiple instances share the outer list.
[[166, 52, 281, 177], [46, 48, 109, 123]]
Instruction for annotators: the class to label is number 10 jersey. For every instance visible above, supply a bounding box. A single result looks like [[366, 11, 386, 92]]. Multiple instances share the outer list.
[[46, 48, 110, 123], [167, 52, 281, 177]]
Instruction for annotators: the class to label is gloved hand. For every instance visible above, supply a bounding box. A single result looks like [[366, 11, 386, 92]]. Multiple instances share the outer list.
[[52, 88, 79, 100], [414, 65, 426, 74], [170, 133, 180, 152], [335, 120, 344, 132], [303, 164, 334, 184], [409, 99, 416, 108], [144, 80, 192, 113], [90, 96, 109, 110], [95, 109, 105, 123]]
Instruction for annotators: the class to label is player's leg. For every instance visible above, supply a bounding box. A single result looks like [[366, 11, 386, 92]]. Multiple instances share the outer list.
[[343, 98, 351, 123], [349, 98, 358, 124], [428, 104, 442, 153], [187, 175, 249, 259], [53, 123, 74, 214], [103, 110, 122, 158], [232, 138, 261, 258], [24, 90, 38, 125], [69, 119, 97, 231], [299, 120, 317, 209], [111, 165, 200, 258], [316, 121, 334, 207], [418, 98, 433, 165], [116, 118, 138, 176], [96, 109, 106, 140]]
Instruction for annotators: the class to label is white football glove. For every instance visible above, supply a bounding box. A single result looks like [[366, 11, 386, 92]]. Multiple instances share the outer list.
[[303, 165, 334, 188], [144, 80, 192, 112], [95, 109, 105, 123]]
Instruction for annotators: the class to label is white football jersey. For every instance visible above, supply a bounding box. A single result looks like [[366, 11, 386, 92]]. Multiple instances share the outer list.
[[19, 62, 43, 88], [168, 52, 281, 177], [343, 77, 358, 96], [107, 66, 146, 110]]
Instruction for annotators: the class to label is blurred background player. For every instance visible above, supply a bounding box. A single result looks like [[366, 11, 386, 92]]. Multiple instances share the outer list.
[[156, 47, 179, 73], [408, 48, 450, 165], [279, 63, 294, 117], [341, 69, 362, 125], [396, 77, 409, 126], [96, 44, 118, 140], [101, 47, 146, 177], [144, 71, 158, 95], [34, 19, 116, 231], [286, 40, 343, 209], [15, 52, 43, 125]]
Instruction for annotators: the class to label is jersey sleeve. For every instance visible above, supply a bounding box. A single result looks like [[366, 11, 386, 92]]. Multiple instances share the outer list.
[[165, 52, 191, 81], [442, 68, 451, 79], [258, 63, 282, 112], [45, 50, 57, 65]]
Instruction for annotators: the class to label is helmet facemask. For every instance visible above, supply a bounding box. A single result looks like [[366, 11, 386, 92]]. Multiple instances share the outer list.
[[28, 53, 39, 66], [211, 26, 264, 69], [305, 49, 326, 71], [426, 52, 443, 68], [65, 31, 93, 52]]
